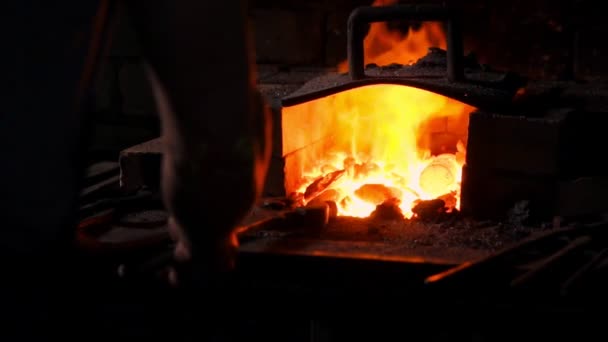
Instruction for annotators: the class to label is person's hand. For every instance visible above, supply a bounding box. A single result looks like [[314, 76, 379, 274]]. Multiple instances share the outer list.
[[165, 216, 239, 287]]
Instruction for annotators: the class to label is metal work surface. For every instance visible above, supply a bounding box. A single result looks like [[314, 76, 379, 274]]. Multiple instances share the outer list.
[[75, 175, 608, 314], [282, 49, 523, 110], [232, 218, 608, 314], [238, 211, 560, 265]]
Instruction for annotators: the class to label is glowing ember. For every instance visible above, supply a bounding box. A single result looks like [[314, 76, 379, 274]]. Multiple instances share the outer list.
[[337, 0, 447, 73], [283, 85, 475, 218]]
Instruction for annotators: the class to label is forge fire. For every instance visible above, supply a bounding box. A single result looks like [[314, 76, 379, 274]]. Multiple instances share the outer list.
[[282, 0, 475, 219], [337, 5, 445, 72], [283, 85, 475, 218]]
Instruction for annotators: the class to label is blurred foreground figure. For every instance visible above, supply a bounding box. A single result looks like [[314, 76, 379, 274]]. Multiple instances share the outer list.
[[0, 0, 270, 339], [127, 1, 272, 279]]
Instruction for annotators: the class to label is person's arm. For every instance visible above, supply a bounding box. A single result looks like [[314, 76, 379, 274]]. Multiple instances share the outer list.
[[123, 1, 271, 271]]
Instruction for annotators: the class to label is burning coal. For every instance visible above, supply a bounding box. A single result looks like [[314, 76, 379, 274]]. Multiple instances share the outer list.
[[283, 85, 474, 218]]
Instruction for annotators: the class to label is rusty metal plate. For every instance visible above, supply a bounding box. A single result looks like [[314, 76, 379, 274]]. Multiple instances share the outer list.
[[281, 50, 523, 111]]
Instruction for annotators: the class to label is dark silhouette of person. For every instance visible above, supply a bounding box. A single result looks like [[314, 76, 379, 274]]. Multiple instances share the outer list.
[[0, 1, 271, 339]]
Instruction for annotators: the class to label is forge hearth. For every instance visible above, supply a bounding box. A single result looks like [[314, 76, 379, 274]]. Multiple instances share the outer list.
[[281, 81, 474, 219], [238, 207, 559, 265], [277, 4, 608, 221], [119, 4, 608, 226], [279, 4, 523, 220], [282, 74, 608, 221]]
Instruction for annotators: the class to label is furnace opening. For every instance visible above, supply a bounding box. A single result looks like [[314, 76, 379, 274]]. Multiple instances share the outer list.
[[282, 84, 476, 218]]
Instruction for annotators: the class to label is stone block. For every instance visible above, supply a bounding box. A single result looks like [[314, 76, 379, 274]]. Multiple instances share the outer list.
[[461, 164, 608, 220], [467, 110, 608, 177], [466, 111, 563, 176], [119, 137, 163, 193], [459, 164, 557, 220]]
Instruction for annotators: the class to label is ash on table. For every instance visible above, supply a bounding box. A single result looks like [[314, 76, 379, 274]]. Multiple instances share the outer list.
[[317, 212, 558, 262], [243, 196, 562, 264]]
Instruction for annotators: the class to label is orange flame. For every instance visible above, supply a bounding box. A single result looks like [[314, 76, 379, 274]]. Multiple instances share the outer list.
[[282, 85, 474, 218], [338, 0, 446, 72]]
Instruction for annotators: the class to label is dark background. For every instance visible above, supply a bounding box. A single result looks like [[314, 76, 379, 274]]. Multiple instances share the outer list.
[[16, 1, 602, 339], [89, 0, 606, 158]]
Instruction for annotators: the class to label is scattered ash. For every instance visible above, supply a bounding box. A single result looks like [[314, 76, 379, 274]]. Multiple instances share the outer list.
[[316, 213, 558, 262], [317, 198, 555, 255], [241, 198, 562, 263]]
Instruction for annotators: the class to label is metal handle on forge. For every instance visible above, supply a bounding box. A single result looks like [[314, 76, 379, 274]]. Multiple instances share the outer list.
[[347, 4, 464, 82]]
